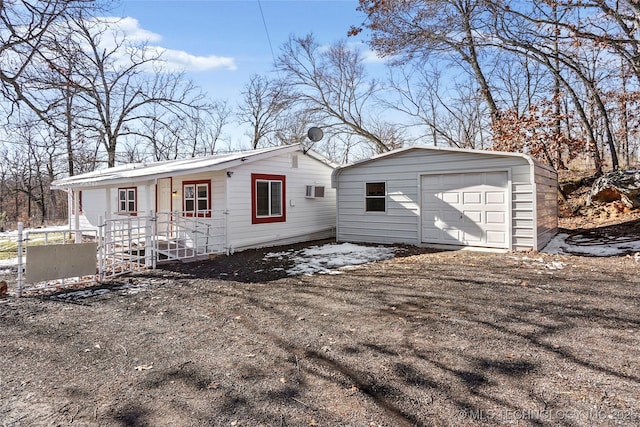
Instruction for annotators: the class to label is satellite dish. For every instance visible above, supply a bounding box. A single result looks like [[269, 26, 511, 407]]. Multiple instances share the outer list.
[[307, 127, 324, 142]]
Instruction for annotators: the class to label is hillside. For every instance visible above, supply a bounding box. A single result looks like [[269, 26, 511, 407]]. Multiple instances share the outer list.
[[558, 169, 640, 238]]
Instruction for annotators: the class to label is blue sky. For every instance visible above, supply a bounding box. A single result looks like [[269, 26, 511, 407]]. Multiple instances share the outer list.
[[114, 0, 376, 106]]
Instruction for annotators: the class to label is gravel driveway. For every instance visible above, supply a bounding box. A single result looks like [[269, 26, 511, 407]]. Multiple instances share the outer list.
[[1, 246, 639, 426]]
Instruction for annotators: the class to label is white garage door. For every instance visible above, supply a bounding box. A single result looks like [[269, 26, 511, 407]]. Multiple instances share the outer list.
[[421, 171, 509, 248]]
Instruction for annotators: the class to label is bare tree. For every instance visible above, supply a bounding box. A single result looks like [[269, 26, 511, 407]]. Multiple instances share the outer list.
[[488, 0, 620, 171], [273, 109, 319, 146], [194, 101, 232, 156], [237, 74, 293, 148], [61, 16, 211, 167], [384, 65, 490, 148], [275, 34, 395, 153], [0, 1, 100, 177], [351, 0, 501, 127], [0, 0, 93, 112]]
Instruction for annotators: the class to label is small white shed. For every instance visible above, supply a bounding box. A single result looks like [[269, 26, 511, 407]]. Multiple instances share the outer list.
[[331, 146, 557, 251]]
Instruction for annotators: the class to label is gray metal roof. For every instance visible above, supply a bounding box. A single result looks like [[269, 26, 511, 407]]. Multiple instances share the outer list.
[[52, 144, 336, 189]]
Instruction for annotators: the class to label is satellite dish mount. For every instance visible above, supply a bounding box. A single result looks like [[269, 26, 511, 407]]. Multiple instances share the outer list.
[[304, 127, 324, 153]]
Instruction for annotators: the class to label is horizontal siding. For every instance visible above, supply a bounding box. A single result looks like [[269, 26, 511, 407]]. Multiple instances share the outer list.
[[512, 236, 534, 251], [227, 151, 336, 251], [81, 183, 154, 227], [536, 179, 559, 250], [171, 171, 227, 212], [336, 148, 534, 247], [81, 189, 105, 227], [338, 232, 413, 245], [534, 162, 559, 250], [534, 163, 558, 186]]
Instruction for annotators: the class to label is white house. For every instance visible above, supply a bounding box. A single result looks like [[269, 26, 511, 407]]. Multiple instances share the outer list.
[[51, 144, 337, 258], [331, 146, 557, 251]]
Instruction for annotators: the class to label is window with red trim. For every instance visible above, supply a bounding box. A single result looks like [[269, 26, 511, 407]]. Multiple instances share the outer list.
[[118, 187, 137, 215], [183, 180, 211, 217], [252, 174, 286, 224]]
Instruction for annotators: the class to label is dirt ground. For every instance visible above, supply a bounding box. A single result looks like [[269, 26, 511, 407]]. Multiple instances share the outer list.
[[2, 171, 640, 426]]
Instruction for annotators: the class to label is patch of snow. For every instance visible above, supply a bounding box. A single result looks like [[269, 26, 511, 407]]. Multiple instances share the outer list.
[[263, 251, 292, 259], [545, 261, 565, 270], [265, 242, 398, 276], [0, 258, 18, 268], [543, 233, 640, 256]]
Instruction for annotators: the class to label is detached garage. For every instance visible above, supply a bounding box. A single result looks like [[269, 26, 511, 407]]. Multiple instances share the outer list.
[[331, 146, 557, 251]]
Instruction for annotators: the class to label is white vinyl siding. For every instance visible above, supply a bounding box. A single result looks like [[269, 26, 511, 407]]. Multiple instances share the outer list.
[[334, 147, 557, 251], [226, 152, 336, 251], [534, 163, 559, 250], [79, 185, 153, 228]]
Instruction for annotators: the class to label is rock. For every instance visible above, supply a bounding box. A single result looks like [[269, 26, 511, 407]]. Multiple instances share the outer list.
[[587, 170, 640, 208]]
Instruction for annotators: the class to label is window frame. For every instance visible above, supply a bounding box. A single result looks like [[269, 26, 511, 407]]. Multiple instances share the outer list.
[[182, 180, 212, 217], [117, 187, 137, 216], [251, 173, 286, 224], [365, 182, 386, 213]]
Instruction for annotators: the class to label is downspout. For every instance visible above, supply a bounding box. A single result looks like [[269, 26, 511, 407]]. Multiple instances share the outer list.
[[73, 188, 81, 243], [331, 167, 342, 242], [224, 169, 232, 254]]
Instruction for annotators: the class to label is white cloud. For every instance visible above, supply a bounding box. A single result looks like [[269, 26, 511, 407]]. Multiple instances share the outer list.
[[106, 16, 162, 43], [145, 46, 237, 72], [86, 16, 237, 72], [361, 48, 390, 64], [346, 41, 392, 64]]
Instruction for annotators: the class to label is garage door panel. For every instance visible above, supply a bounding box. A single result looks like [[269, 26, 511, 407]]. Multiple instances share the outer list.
[[486, 231, 507, 245], [421, 172, 509, 249], [485, 171, 508, 186], [486, 191, 505, 204], [463, 173, 484, 186], [463, 192, 482, 204], [442, 229, 462, 242], [486, 211, 505, 224], [442, 174, 463, 186], [422, 209, 438, 221], [463, 231, 483, 243], [422, 227, 442, 240], [464, 211, 482, 223], [442, 210, 463, 223], [441, 192, 459, 204]]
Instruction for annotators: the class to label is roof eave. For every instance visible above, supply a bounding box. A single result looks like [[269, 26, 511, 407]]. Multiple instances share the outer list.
[[50, 144, 324, 190]]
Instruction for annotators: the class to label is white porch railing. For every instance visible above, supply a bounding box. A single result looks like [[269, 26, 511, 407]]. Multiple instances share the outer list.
[[154, 210, 228, 261], [13, 210, 228, 296], [99, 215, 153, 281]]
